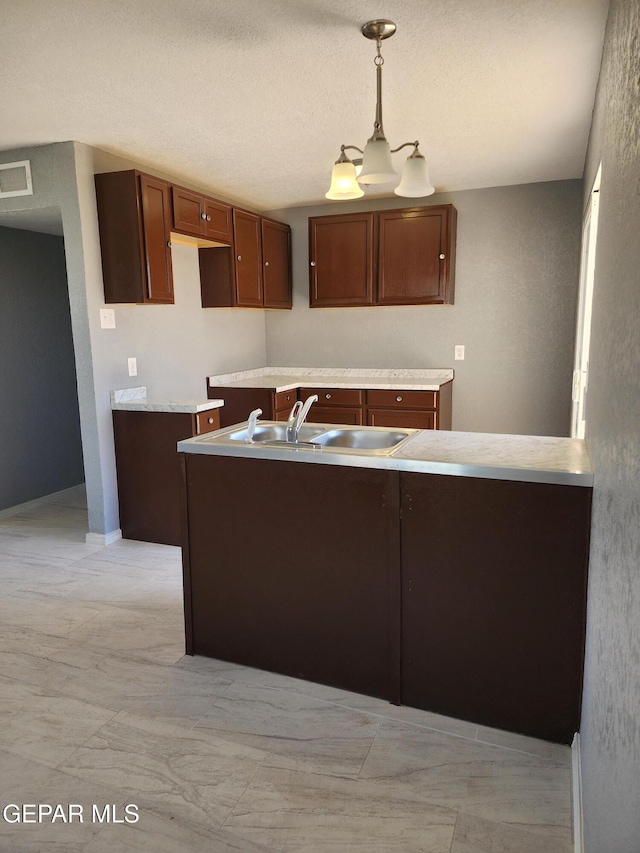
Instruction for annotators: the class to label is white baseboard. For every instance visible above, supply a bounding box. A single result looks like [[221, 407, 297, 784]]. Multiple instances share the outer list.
[[572, 732, 584, 853], [85, 529, 122, 546], [0, 484, 85, 520]]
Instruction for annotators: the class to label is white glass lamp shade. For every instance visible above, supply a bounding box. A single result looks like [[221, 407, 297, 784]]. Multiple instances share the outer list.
[[357, 138, 397, 184], [326, 161, 364, 200], [394, 153, 435, 197]]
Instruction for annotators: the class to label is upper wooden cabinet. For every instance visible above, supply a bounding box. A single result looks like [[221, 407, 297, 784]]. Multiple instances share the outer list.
[[262, 217, 292, 309], [95, 170, 174, 304], [233, 209, 264, 307], [309, 213, 374, 307], [309, 204, 456, 308], [171, 186, 232, 243], [199, 212, 292, 309]]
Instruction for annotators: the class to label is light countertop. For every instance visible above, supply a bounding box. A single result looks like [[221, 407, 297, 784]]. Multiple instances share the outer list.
[[178, 422, 593, 487], [208, 367, 454, 392], [111, 386, 224, 414]]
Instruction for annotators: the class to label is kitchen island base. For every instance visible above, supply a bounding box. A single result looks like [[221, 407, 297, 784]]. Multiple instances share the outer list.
[[179, 452, 591, 744]]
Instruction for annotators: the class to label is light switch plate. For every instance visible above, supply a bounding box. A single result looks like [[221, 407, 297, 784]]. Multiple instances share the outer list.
[[454, 345, 465, 360], [128, 357, 137, 377], [100, 308, 116, 329]]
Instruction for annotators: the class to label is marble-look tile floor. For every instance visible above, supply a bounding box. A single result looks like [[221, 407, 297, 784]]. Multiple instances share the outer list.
[[0, 486, 575, 852]]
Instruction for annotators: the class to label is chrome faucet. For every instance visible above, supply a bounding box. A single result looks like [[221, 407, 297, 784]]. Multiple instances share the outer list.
[[285, 401, 303, 443], [245, 408, 262, 442], [286, 394, 318, 443]]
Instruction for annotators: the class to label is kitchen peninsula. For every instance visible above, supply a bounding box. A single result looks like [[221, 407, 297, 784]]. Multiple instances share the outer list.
[[177, 423, 592, 744]]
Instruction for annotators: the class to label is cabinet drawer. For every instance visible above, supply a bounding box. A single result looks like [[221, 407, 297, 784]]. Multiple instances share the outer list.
[[367, 390, 436, 410], [300, 388, 364, 407], [274, 389, 298, 412], [196, 409, 221, 435], [367, 409, 436, 430], [308, 405, 363, 426]]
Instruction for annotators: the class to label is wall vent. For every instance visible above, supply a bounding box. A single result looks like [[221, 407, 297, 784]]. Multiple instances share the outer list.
[[0, 161, 33, 198]]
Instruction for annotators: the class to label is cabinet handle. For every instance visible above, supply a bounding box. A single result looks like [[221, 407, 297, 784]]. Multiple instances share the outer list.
[[325, 393, 332, 400], [207, 417, 214, 424], [264, 261, 269, 267], [206, 215, 211, 221], [167, 241, 172, 248], [310, 261, 316, 267], [396, 396, 403, 402], [237, 255, 242, 261], [439, 253, 445, 260], [200, 212, 207, 220]]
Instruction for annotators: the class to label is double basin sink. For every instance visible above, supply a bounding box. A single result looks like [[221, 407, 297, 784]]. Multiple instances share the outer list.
[[203, 422, 419, 457]]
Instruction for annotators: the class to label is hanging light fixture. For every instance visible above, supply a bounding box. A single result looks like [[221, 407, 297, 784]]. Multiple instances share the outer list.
[[326, 20, 435, 201]]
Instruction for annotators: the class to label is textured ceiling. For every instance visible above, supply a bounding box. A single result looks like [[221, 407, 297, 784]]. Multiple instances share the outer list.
[[0, 0, 609, 210]]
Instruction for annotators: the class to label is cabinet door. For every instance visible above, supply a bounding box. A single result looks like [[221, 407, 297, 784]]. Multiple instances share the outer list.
[[262, 218, 292, 308], [204, 198, 232, 242], [139, 175, 174, 303], [377, 206, 455, 305], [368, 409, 435, 430], [309, 213, 374, 307], [308, 405, 363, 425], [400, 473, 591, 743], [233, 209, 263, 307], [172, 186, 206, 237]]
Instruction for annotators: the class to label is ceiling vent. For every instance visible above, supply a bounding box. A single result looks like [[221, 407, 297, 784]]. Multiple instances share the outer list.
[[0, 160, 33, 198]]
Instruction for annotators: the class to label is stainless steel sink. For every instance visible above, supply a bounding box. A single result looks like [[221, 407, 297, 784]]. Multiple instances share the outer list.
[[226, 424, 326, 443], [200, 422, 418, 457], [310, 428, 415, 453]]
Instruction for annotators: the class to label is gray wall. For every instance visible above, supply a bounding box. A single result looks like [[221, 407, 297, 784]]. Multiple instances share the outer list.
[[265, 181, 582, 436], [0, 226, 84, 509], [578, 1, 640, 849]]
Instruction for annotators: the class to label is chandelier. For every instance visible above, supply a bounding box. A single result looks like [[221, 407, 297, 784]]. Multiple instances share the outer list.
[[326, 19, 435, 201]]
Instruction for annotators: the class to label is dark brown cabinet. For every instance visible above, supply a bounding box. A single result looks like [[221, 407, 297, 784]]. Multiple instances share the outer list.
[[199, 212, 292, 309], [179, 454, 592, 743], [209, 382, 452, 430], [262, 217, 292, 308], [171, 186, 232, 243], [113, 407, 220, 545], [400, 473, 591, 743], [367, 387, 451, 430], [308, 204, 456, 308], [309, 213, 374, 307], [299, 387, 364, 426], [96, 170, 174, 304]]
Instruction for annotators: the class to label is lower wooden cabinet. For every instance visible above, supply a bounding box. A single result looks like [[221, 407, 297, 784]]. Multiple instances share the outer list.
[[180, 454, 592, 743], [113, 408, 220, 546], [209, 383, 452, 430]]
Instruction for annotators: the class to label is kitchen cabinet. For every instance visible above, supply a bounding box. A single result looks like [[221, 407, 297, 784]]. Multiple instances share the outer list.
[[171, 186, 232, 243], [309, 213, 374, 307], [367, 387, 451, 430], [209, 382, 452, 430], [308, 204, 456, 307], [113, 407, 220, 546], [95, 170, 174, 304], [179, 452, 591, 743], [199, 212, 292, 309], [181, 455, 396, 699], [400, 473, 591, 743], [299, 387, 364, 425], [262, 217, 292, 308]]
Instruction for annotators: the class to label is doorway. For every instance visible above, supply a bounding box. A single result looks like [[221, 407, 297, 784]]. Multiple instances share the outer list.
[[571, 164, 601, 439]]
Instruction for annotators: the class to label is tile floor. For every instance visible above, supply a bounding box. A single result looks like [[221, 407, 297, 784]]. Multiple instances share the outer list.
[[0, 485, 575, 852]]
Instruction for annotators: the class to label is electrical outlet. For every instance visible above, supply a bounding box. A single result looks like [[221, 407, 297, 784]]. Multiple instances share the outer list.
[[128, 357, 137, 377], [99, 308, 116, 329], [454, 345, 465, 361]]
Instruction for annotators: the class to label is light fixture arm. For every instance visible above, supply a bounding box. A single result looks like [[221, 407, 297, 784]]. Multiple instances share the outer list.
[[390, 141, 420, 155]]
